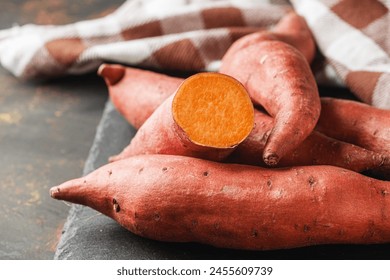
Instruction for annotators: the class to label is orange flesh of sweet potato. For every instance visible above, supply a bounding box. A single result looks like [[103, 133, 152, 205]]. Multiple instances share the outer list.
[[110, 72, 254, 162], [172, 72, 254, 148], [51, 154, 390, 250]]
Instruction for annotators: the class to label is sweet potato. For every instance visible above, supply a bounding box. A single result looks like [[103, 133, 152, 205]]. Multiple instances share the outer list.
[[110, 72, 254, 162], [220, 32, 320, 166], [317, 97, 390, 155], [51, 154, 390, 250], [228, 110, 388, 174], [98, 64, 182, 129]]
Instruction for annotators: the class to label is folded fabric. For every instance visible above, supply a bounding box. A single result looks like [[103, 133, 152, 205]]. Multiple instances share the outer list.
[[292, 0, 390, 109], [0, 0, 389, 109]]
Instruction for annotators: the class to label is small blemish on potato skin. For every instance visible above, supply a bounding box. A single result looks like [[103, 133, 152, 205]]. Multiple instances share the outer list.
[[308, 176, 316, 188], [251, 229, 258, 238]]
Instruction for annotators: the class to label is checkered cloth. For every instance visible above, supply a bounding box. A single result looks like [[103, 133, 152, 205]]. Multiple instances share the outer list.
[[0, 0, 389, 108]]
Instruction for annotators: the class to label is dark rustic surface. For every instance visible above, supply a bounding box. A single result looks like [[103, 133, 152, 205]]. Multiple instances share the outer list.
[[0, 0, 125, 259]]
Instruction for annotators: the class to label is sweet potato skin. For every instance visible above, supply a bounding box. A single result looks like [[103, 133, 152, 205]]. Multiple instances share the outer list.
[[218, 11, 319, 166], [100, 64, 182, 129], [272, 11, 316, 64], [228, 110, 387, 173], [220, 39, 320, 166], [317, 97, 390, 155], [51, 154, 390, 250]]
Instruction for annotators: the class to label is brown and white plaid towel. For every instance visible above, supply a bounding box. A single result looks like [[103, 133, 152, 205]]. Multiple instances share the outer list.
[[291, 0, 390, 109], [0, 0, 389, 108]]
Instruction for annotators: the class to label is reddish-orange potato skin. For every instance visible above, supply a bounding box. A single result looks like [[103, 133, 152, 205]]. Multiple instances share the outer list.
[[220, 39, 320, 166], [51, 154, 390, 250], [229, 111, 387, 173], [272, 11, 316, 64], [317, 98, 390, 155], [100, 64, 182, 129], [219, 11, 320, 166]]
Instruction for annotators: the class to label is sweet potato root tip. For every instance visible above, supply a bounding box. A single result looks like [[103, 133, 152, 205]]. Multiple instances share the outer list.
[[50, 177, 86, 204], [50, 187, 60, 198], [263, 152, 279, 166], [98, 64, 126, 86], [172, 73, 254, 148]]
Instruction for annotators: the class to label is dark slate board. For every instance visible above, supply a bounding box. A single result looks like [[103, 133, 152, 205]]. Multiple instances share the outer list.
[[54, 99, 390, 260]]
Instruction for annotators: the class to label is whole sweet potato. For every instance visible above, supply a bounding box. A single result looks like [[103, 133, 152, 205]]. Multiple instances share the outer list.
[[220, 12, 320, 166], [220, 39, 320, 166], [51, 154, 390, 250]]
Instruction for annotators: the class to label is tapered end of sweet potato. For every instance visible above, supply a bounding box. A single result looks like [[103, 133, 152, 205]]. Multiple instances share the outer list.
[[98, 64, 126, 86], [172, 73, 254, 149], [50, 177, 87, 205], [263, 152, 279, 166], [50, 175, 115, 218]]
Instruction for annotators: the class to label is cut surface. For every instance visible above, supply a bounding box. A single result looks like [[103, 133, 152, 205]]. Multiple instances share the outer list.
[[172, 72, 254, 148]]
